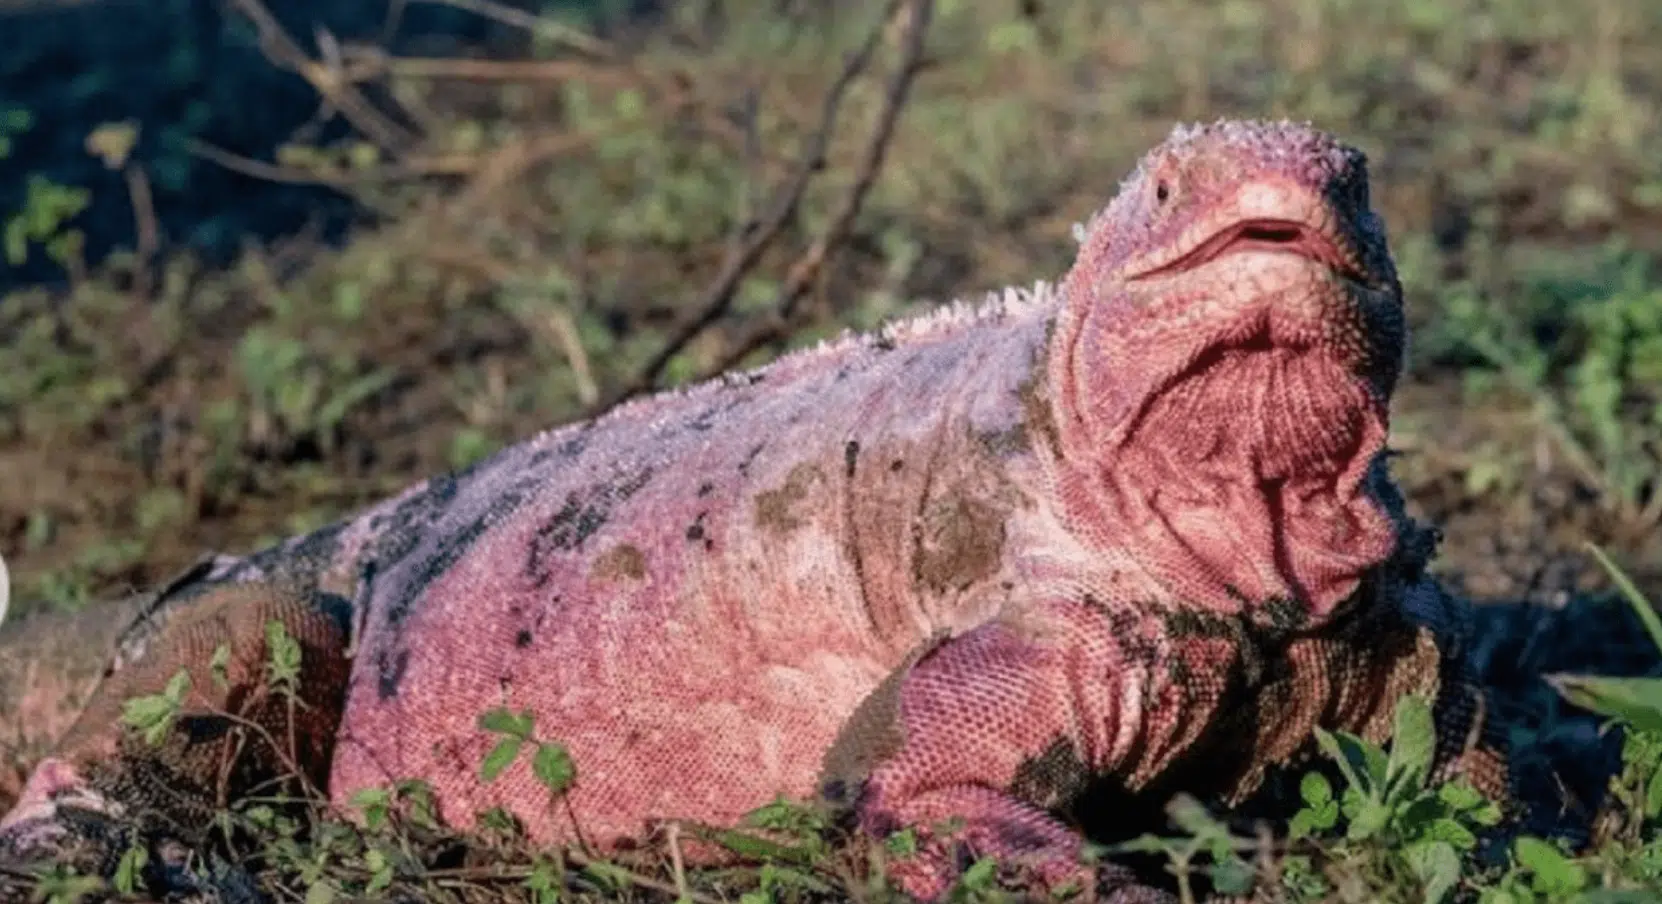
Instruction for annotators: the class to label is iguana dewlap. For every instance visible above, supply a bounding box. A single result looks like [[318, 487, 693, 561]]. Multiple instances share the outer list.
[[0, 120, 1509, 901]]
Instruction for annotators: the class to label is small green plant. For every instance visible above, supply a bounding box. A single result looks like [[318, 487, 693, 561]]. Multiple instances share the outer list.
[[234, 326, 397, 457], [1435, 245, 1662, 528], [1, 109, 91, 270], [476, 706, 578, 797], [1547, 545, 1662, 735], [1115, 694, 1503, 903]]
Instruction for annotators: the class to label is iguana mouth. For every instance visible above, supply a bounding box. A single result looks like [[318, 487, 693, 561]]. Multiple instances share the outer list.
[[1129, 217, 1379, 288]]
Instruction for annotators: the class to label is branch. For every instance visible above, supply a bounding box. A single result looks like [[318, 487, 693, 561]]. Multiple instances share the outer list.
[[601, 0, 929, 409], [706, 0, 934, 377], [406, 0, 614, 59], [221, 0, 420, 153]]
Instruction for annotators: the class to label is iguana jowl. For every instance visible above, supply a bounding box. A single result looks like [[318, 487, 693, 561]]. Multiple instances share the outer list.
[[0, 120, 1509, 900]]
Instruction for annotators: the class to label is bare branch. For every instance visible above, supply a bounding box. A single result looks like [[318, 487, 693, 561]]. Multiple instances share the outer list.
[[406, 0, 614, 59], [602, 0, 926, 409], [707, 0, 934, 376], [221, 0, 420, 153]]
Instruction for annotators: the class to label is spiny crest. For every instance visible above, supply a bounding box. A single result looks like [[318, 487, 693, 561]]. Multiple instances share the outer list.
[[569, 281, 1059, 432]]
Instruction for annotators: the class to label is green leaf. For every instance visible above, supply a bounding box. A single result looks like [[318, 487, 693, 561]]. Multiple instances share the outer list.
[[711, 829, 817, 865], [209, 643, 232, 691], [531, 742, 575, 794], [1514, 836, 1587, 896], [479, 737, 523, 783], [956, 857, 998, 892], [1209, 857, 1255, 896], [1646, 759, 1662, 820], [581, 860, 632, 891], [1315, 727, 1387, 798], [1436, 780, 1484, 811], [1586, 543, 1662, 656], [478, 707, 534, 739], [1403, 840, 1461, 904], [265, 619, 302, 689], [1347, 798, 1392, 842], [349, 787, 391, 831], [1386, 695, 1436, 795], [163, 667, 192, 703], [1301, 771, 1333, 807], [1546, 674, 1662, 731], [885, 827, 918, 856], [113, 844, 148, 894], [1423, 816, 1478, 852]]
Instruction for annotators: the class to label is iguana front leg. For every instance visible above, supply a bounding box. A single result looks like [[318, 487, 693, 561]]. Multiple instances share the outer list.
[[822, 595, 1193, 902], [0, 579, 352, 887]]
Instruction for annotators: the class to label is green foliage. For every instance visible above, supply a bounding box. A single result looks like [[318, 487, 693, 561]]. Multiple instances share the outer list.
[[1426, 244, 1662, 524], [4, 1, 1662, 899], [3, 0, 1659, 613], [0, 109, 92, 269], [477, 706, 577, 797], [1548, 547, 1662, 737]]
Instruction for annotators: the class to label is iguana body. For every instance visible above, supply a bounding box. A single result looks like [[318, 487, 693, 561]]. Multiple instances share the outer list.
[[0, 120, 1509, 900]]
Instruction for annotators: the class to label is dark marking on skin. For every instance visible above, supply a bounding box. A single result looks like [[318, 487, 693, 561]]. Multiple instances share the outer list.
[[686, 403, 723, 432], [312, 590, 355, 637], [754, 463, 825, 534], [1255, 596, 1313, 634], [591, 543, 647, 582], [1087, 595, 1161, 667], [1167, 655, 1193, 687], [367, 475, 462, 583], [820, 634, 949, 800], [1009, 737, 1094, 810], [529, 448, 555, 468], [282, 522, 348, 577], [839, 451, 876, 644], [1165, 609, 1238, 640], [738, 443, 766, 477], [873, 332, 897, 352], [697, 481, 715, 497], [1016, 341, 1062, 457], [377, 649, 409, 699], [977, 422, 1031, 458], [912, 492, 1006, 594], [224, 521, 348, 587], [844, 440, 860, 478], [722, 370, 765, 388], [538, 495, 607, 553], [515, 629, 533, 648], [1163, 607, 1287, 690], [525, 468, 655, 585], [889, 458, 904, 472], [360, 473, 497, 644], [557, 420, 597, 458], [684, 512, 712, 550], [386, 494, 519, 627], [373, 456, 587, 660]]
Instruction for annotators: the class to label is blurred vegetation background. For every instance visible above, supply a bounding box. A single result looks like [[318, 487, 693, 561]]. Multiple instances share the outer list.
[[0, 0, 1658, 617]]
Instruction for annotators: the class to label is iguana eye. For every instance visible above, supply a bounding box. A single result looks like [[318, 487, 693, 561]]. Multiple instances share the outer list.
[[1155, 182, 1171, 204]]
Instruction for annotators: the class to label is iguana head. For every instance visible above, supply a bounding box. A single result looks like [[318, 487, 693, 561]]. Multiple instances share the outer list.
[[1052, 120, 1408, 618]]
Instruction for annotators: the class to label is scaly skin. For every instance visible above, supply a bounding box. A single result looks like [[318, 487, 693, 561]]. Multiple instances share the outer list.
[[0, 120, 1510, 901]]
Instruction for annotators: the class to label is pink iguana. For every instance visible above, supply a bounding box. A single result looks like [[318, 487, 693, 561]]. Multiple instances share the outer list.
[[0, 120, 1511, 901]]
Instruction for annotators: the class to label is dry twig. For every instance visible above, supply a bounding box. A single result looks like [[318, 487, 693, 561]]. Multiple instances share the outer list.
[[223, 0, 419, 153], [707, 0, 935, 378], [600, 0, 932, 410]]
